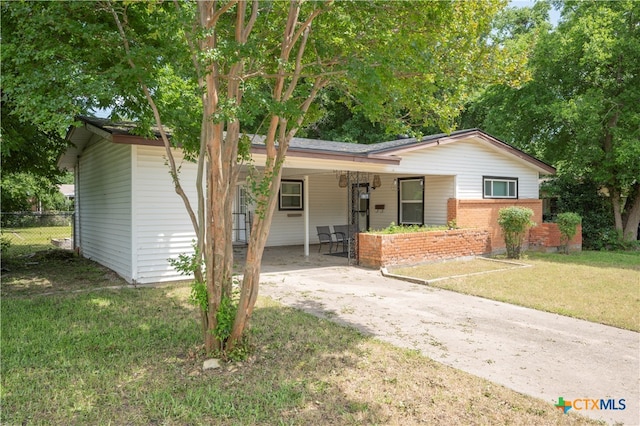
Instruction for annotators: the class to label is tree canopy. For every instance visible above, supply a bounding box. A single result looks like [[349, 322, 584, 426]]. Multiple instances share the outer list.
[[460, 0, 640, 241], [3, 0, 525, 353]]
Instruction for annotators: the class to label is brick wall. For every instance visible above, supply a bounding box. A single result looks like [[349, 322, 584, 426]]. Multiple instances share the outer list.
[[358, 199, 583, 269], [447, 198, 543, 251], [358, 229, 491, 269], [529, 223, 582, 252]]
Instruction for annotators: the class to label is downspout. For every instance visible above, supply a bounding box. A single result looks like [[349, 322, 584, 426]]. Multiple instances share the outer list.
[[74, 156, 80, 255], [130, 145, 138, 285], [304, 175, 309, 257]]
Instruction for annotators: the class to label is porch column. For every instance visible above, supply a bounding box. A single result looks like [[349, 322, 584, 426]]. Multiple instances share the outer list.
[[304, 175, 309, 256]]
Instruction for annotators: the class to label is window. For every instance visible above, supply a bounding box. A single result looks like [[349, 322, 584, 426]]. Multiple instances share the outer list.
[[483, 176, 518, 199], [398, 177, 424, 225], [279, 180, 303, 210]]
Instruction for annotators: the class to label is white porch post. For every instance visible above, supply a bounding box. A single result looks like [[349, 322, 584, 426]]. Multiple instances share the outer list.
[[304, 175, 310, 256]]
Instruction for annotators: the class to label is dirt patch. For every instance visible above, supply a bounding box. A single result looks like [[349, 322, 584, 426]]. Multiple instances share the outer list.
[[1, 249, 127, 297]]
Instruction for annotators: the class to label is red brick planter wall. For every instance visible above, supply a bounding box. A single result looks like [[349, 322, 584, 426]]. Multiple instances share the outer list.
[[358, 229, 491, 269], [358, 199, 583, 269], [529, 223, 582, 252], [447, 198, 543, 251]]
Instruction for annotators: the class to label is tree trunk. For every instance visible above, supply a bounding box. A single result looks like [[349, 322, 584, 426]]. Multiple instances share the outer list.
[[622, 183, 640, 241], [226, 149, 285, 352], [610, 186, 625, 235]]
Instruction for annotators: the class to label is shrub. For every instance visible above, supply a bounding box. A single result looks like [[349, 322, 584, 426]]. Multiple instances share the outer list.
[[556, 212, 582, 254], [541, 175, 613, 250], [0, 234, 11, 254], [368, 222, 448, 234], [498, 207, 535, 259]]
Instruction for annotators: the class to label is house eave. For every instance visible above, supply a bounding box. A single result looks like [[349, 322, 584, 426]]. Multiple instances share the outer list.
[[250, 145, 400, 165], [112, 134, 164, 146], [60, 117, 554, 175]]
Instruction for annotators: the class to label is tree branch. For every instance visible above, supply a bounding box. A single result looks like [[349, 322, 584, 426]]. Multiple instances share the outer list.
[[282, 26, 311, 102], [286, 1, 331, 58], [107, 0, 200, 238], [242, 0, 259, 41]]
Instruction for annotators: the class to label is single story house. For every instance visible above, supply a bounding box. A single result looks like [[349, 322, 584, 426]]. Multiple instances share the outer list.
[[59, 116, 556, 284]]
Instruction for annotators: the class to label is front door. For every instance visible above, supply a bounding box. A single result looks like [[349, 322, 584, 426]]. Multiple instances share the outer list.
[[351, 183, 370, 232]]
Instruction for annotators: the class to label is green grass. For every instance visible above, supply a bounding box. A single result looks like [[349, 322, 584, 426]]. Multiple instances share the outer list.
[[1, 250, 598, 425], [393, 258, 524, 281], [527, 250, 640, 269], [1, 250, 118, 297], [392, 251, 640, 332], [2, 225, 72, 256]]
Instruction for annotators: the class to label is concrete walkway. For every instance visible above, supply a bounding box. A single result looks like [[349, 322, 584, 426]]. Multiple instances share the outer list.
[[259, 265, 639, 425]]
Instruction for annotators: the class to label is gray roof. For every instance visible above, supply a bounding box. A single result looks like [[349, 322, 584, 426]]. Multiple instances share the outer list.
[[69, 116, 554, 173], [76, 115, 473, 154], [245, 129, 479, 156], [76, 115, 164, 136]]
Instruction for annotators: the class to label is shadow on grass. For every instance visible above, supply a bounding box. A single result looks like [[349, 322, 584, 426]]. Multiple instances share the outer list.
[[2, 250, 600, 425], [1, 249, 126, 297], [1, 284, 388, 424]]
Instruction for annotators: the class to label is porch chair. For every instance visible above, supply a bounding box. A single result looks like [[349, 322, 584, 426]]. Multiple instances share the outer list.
[[316, 226, 334, 253], [332, 224, 353, 253]]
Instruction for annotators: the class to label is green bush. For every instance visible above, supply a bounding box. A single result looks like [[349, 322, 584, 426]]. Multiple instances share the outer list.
[[369, 222, 448, 234], [0, 234, 11, 254], [498, 207, 535, 259], [541, 176, 613, 250], [556, 212, 582, 254]]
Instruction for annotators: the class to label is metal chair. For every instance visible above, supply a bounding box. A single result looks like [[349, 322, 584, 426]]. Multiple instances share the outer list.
[[316, 226, 334, 253], [332, 224, 351, 253]]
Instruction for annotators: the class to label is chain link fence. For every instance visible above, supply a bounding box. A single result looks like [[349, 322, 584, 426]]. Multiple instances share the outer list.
[[1, 212, 74, 256]]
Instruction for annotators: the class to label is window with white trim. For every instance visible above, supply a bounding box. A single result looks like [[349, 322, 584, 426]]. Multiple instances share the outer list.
[[483, 176, 518, 199], [398, 177, 424, 225], [279, 180, 303, 210]]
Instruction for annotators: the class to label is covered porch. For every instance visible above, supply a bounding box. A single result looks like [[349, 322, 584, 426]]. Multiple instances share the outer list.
[[233, 168, 456, 264], [233, 243, 350, 274]]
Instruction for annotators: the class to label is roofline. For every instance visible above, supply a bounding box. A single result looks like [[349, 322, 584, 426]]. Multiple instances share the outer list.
[[371, 129, 555, 174], [66, 117, 554, 174], [112, 134, 165, 146], [476, 132, 556, 174], [250, 145, 400, 165], [113, 134, 400, 166]]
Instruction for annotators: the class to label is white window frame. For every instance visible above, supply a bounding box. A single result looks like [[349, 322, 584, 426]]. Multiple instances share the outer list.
[[279, 180, 304, 210], [483, 176, 518, 199], [398, 177, 424, 225]]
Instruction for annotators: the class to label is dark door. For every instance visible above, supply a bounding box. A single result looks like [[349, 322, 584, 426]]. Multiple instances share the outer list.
[[351, 183, 370, 232]]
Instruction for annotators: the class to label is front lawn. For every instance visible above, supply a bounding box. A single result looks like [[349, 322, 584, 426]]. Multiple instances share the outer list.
[[1, 250, 596, 425], [392, 251, 640, 332]]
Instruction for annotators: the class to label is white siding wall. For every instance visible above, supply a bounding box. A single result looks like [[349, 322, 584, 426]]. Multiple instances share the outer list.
[[425, 175, 455, 225], [263, 173, 455, 245], [132, 145, 200, 284], [74, 135, 543, 282], [266, 173, 349, 246], [78, 139, 132, 280], [368, 175, 398, 230], [390, 140, 540, 199]]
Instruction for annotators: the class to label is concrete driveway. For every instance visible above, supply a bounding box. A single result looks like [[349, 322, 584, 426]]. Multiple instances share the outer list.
[[259, 265, 639, 425]]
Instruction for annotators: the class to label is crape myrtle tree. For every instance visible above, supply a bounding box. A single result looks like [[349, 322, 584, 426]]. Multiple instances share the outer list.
[[3, 0, 522, 354], [460, 0, 640, 242]]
